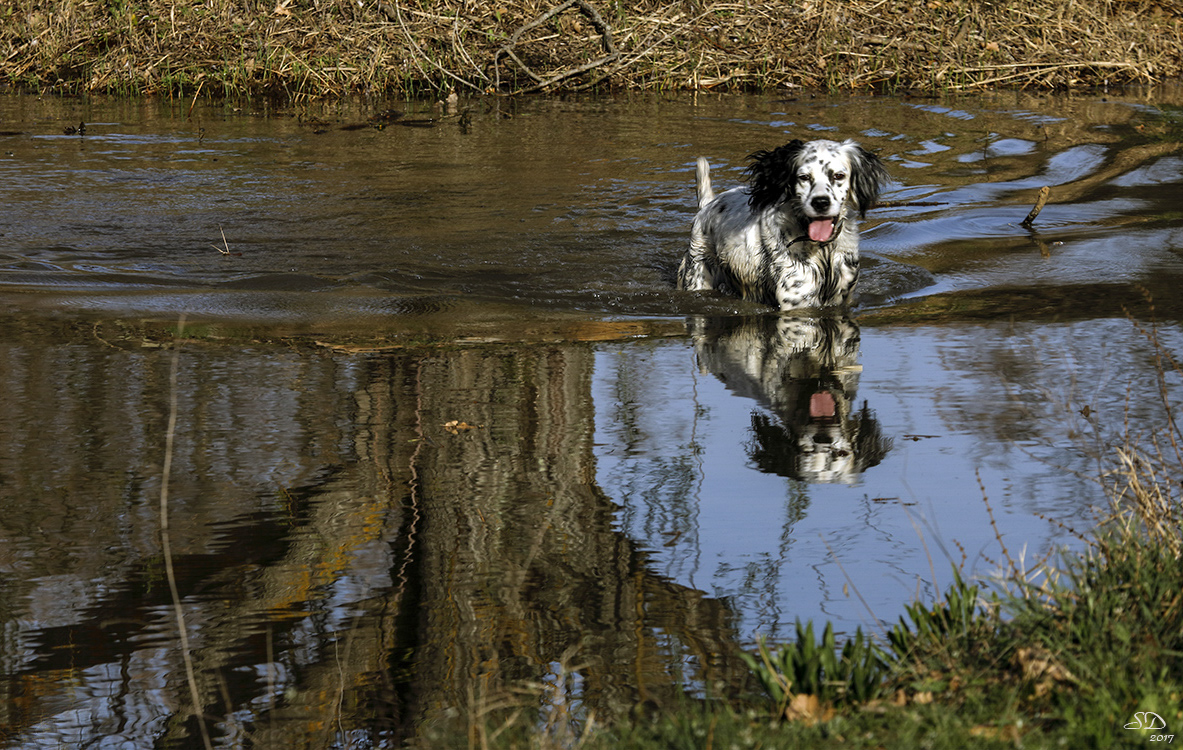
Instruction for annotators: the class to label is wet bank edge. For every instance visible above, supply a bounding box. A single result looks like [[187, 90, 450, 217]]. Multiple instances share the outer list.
[[0, 275, 1174, 353]]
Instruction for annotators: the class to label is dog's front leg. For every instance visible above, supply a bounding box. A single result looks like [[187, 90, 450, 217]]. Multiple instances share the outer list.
[[676, 231, 716, 292], [772, 262, 816, 310]]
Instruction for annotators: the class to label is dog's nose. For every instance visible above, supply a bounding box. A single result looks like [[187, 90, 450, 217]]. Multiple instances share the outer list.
[[810, 195, 831, 213]]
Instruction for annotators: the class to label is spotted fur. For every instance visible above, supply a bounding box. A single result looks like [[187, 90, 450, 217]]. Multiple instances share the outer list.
[[676, 139, 890, 310]]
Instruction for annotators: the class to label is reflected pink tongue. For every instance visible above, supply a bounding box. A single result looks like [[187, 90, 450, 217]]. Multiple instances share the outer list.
[[808, 219, 834, 242], [810, 391, 836, 418]]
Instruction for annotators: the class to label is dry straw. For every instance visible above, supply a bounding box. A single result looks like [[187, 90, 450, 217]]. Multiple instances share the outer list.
[[2, 0, 1180, 97]]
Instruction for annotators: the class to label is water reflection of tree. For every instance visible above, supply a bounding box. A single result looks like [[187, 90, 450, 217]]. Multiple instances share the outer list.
[[0, 328, 749, 748], [927, 320, 1173, 493], [381, 346, 745, 732], [601, 343, 706, 585]]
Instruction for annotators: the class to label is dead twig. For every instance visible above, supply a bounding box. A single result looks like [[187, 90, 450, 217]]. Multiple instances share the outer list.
[[210, 226, 232, 256], [379, 0, 483, 92], [494, 0, 619, 94], [1021, 186, 1051, 229]]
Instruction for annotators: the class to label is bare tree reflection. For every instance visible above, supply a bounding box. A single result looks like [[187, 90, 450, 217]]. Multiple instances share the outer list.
[[0, 326, 748, 749]]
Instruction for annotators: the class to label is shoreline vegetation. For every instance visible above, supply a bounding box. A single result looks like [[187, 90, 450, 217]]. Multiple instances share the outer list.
[[2, 0, 1182, 99], [418, 314, 1183, 747]]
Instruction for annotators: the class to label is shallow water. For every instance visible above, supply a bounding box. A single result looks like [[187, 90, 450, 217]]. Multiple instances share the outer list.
[[1, 89, 1181, 747]]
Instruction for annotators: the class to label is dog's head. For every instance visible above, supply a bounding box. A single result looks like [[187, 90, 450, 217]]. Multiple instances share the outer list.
[[745, 139, 890, 244]]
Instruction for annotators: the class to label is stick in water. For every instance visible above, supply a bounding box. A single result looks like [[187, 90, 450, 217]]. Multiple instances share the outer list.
[[1021, 186, 1050, 228]]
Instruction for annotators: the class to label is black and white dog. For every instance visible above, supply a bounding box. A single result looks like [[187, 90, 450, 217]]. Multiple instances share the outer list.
[[677, 139, 890, 310]]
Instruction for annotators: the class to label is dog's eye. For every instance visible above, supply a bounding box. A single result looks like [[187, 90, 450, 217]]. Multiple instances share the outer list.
[[832, 172, 847, 181], [796, 174, 810, 184]]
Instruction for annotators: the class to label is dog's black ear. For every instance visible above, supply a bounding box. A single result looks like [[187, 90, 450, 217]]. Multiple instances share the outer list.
[[745, 139, 806, 210], [850, 146, 891, 218]]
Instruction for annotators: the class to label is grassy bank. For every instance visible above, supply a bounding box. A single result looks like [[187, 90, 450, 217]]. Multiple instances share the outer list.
[[418, 533, 1183, 747], [2, 0, 1181, 99], [416, 320, 1183, 747]]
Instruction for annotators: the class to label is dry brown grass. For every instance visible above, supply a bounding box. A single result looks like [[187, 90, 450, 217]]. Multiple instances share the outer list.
[[1107, 307, 1183, 559], [2, 0, 1181, 98]]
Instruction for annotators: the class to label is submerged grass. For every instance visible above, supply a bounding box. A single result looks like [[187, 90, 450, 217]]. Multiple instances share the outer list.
[[419, 314, 1183, 747], [2, 0, 1180, 98]]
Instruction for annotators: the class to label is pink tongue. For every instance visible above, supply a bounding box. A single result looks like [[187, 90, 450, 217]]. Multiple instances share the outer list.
[[808, 219, 834, 242], [810, 391, 836, 418]]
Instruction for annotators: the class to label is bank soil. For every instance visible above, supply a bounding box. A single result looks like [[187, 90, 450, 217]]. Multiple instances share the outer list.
[[2, 0, 1182, 98]]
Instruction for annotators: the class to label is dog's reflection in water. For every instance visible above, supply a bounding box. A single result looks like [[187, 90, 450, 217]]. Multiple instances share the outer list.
[[688, 314, 891, 484]]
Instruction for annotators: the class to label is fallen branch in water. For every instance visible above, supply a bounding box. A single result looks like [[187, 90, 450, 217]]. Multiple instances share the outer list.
[[1021, 186, 1051, 228]]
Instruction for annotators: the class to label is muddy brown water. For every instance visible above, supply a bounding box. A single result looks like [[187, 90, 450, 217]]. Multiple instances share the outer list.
[[1, 89, 1182, 747]]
